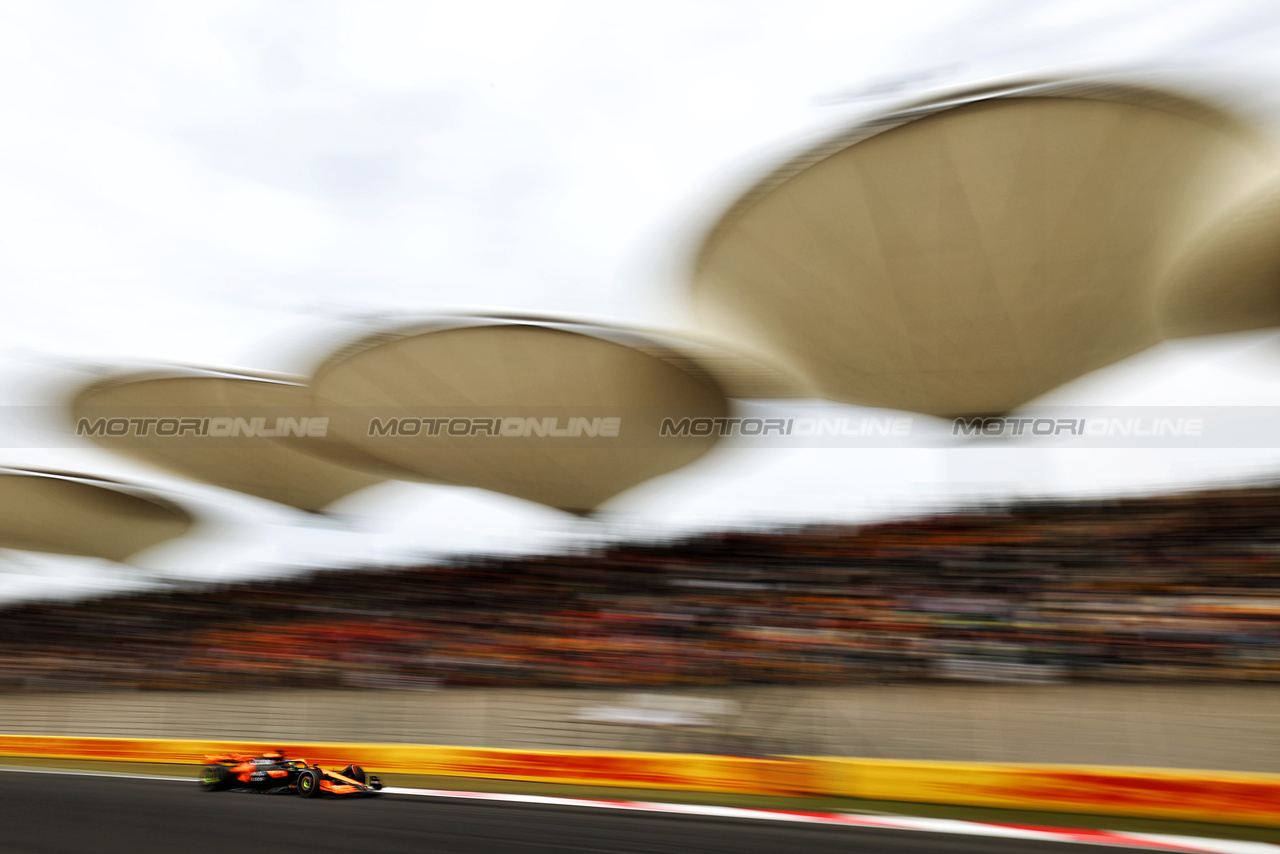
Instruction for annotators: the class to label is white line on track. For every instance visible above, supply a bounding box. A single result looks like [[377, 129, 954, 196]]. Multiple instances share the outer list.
[[1, 766, 1275, 854], [380, 787, 1280, 854], [0, 764, 193, 782]]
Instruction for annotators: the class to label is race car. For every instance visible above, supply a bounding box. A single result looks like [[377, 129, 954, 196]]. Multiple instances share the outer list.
[[199, 749, 384, 797]]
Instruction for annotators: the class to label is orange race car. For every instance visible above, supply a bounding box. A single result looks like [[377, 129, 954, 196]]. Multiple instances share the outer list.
[[199, 749, 384, 797]]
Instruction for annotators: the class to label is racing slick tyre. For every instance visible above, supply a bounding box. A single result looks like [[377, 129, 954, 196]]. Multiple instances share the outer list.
[[340, 764, 366, 784], [200, 764, 231, 792], [296, 768, 321, 798]]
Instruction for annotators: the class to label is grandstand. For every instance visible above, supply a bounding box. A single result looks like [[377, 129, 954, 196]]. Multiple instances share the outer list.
[[3, 482, 1278, 693]]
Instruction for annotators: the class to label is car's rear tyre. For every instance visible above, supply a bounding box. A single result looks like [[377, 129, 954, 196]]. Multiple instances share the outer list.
[[296, 768, 321, 798], [341, 764, 366, 784], [200, 764, 231, 792]]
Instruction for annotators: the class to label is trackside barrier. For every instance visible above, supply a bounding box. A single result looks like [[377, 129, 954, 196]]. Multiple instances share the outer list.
[[3, 735, 1279, 827], [807, 758, 1280, 828], [0, 735, 816, 797]]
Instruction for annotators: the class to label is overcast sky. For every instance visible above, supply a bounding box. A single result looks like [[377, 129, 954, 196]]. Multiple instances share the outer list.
[[5, 0, 1280, 602]]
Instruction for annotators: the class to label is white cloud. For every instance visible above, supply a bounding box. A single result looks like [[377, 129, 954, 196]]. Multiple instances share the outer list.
[[4, 0, 1280, 601]]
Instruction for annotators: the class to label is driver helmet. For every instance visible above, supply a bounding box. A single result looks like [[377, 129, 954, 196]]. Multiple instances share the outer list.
[[262, 749, 286, 762]]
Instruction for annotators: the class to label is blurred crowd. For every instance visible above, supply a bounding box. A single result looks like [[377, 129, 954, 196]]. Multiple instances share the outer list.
[[2, 484, 1280, 691]]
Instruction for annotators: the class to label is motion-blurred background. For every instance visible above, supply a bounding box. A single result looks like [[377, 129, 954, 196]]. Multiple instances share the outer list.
[[3, 0, 1280, 778]]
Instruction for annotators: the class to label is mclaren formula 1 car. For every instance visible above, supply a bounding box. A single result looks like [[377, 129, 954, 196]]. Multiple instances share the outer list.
[[200, 749, 383, 797]]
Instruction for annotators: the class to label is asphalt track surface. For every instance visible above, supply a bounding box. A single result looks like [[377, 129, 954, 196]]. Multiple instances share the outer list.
[[0, 769, 1136, 854]]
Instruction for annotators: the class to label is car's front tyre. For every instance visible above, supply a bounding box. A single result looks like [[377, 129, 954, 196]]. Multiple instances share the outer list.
[[200, 765, 231, 792], [296, 768, 321, 798]]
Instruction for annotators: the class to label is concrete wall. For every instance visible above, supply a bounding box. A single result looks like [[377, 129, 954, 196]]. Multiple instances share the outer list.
[[0, 683, 1276, 772]]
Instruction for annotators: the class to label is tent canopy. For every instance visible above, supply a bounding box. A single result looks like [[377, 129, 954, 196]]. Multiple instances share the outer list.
[[311, 320, 730, 513], [690, 80, 1278, 416], [71, 370, 384, 512], [0, 468, 192, 561]]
